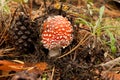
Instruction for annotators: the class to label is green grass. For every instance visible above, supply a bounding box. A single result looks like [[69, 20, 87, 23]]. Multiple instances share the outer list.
[[75, 6, 118, 54]]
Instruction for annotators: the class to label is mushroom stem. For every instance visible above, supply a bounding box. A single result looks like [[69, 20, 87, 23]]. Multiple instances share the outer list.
[[48, 48, 61, 58]]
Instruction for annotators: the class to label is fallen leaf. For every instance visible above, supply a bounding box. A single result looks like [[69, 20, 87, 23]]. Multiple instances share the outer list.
[[101, 71, 120, 80]]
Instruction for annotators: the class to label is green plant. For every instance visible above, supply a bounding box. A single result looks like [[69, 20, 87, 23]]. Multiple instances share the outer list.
[[41, 73, 48, 80], [75, 6, 117, 54], [75, 6, 105, 36], [0, 0, 28, 14], [12, 0, 28, 3], [87, 2, 94, 16], [106, 30, 117, 53], [0, 0, 11, 14]]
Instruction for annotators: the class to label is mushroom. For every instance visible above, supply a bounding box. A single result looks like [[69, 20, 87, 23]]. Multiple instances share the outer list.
[[41, 15, 73, 57]]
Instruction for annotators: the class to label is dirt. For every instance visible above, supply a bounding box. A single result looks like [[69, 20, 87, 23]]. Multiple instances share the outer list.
[[0, 0, 120, 80]]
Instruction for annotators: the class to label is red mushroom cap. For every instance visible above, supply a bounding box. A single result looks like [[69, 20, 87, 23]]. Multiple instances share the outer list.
[[41, 15, 73, 50]]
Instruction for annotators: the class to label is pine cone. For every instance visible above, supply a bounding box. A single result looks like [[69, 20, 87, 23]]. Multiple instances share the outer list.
[[9, 13, 39, 53]]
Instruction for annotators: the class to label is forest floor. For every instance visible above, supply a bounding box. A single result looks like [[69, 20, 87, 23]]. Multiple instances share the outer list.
[[0, 0, 120, 80]]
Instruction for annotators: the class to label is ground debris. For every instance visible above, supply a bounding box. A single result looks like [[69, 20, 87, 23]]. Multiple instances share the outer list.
[[0, 0, 120, 80]]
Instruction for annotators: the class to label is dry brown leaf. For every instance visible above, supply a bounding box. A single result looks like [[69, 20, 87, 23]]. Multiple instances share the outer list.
[[101, 71, 120, 80], [35, 62, 48, 71], [0, 60, 24, 72], [105, 4, 120, 17], [0, 60, 48, 75]]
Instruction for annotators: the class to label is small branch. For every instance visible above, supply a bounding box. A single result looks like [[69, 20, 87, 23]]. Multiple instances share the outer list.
[[0, 74, 14, 78], [0, 48, 15, 53], [50, 66, 55, 80], [97, 57, 120, 68], [58, 33, 91, 59]]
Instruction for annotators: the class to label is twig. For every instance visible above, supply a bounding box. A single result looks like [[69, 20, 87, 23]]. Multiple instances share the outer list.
[[29, 0, 32, 18], [0, 73, 14, 78], [0, 48, 15, 52], [50, 66, 55, 80], [58, 33, 91, 59], [0, 25, 9, 46], [43, 0, 47, 9], [97, 57, 120, 68], [0, 34, 8, 46], [0, 48, 15, 56]]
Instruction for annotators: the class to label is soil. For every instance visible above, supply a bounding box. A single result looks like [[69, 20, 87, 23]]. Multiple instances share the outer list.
[[0, 0, 120, 80]]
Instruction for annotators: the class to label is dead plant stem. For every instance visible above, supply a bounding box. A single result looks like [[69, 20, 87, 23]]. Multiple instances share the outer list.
[[50, 66, 55, 80], [58, 33, 91, 59], [97, 57, 120, 68]]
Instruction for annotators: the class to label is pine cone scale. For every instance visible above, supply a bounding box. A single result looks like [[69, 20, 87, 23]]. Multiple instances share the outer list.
[[9, 13, 39, 53]]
